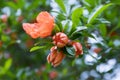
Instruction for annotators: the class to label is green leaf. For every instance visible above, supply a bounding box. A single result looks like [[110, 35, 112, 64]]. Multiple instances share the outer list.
[[27, 0, 40, 11], [30, 46, 45, 52], [82, 0, 96, 7], [72, 7, 83, 26], [66, 47, 75, 56], [109, 22, 120, 35], [55, 0, 66, 13], [0, 67, 5, 75], [4, 58, 12, 71], [53, 24, 60, 33], [17, 0, 25, 9], [69, 26, 87, 40], [99, 24, 107, 37], [5, 2, 18, 9], [75, 26, 87, 32], [69, 32, 82, 40], [55, 19, 63, 31], [97, 18, 110, 24], [82, 31, 96, 39], [87, 3, 113, 24], [1, 35, 10, 42], [63, 20, 72, 34]]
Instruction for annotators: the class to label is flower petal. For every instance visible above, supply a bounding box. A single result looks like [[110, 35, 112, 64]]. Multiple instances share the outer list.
[[22, 23, 41, 38]]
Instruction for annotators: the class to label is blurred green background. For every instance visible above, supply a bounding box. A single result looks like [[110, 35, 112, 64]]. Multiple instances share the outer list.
[[0, 0, 120, 80]]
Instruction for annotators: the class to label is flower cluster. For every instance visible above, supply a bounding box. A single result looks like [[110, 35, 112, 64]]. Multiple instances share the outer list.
[[22, 11, 83, 67]]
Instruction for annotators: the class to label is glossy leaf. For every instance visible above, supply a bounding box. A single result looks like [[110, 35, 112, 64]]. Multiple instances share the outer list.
[[0, 67, 5, 75], [97, 18, 110, 24], [72, 7, 83, 26], [66, 46, 75, 56], [87, 3, 113, 24], [55, 0, 66, 13], [5, 2, 18, 9], [52, 24, 60, 35], [4, 58, 12, 71], [99, 24, 107, 37], [30, 46, 45, 52], [63, 20, 72, 34], [69, 26, 87, 39]]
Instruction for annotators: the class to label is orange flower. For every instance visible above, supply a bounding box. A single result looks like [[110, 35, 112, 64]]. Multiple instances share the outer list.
[[47, 46, 65, 67], [22, 11, 54, 38], [53, 32, 69, 48], [72, 42, 83, 57]]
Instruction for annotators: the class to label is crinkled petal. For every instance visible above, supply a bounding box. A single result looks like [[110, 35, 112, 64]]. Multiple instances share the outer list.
[[36, 11, 54, 24], [22, 23, 41, 38]]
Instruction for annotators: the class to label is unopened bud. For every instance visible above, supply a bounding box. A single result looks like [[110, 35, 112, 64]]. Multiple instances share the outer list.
[[47, 46, 65, 67], [72, 42, 83, 57], [53, 32, 69, 48], [47, 46, 57, 63], [53, 51, 65, 64]]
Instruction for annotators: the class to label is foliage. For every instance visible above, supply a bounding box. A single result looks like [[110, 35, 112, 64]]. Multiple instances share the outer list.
[[0, 0, 120, 80]]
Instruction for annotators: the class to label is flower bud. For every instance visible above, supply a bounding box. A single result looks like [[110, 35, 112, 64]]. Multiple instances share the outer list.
[[53, 32, 68, 48], [47, 53, 51, 63], [72, 42, 83, 57], [47, 46, 65, 67], [47, 46, 57, 63], [52, 51, 65, 65], [52, 52, 65, 67]]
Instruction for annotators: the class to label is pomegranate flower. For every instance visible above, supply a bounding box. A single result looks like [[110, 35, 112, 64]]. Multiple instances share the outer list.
[[53, 32, 69, 48], [22, 11, 54, 38], [72, 42, 83, 57]]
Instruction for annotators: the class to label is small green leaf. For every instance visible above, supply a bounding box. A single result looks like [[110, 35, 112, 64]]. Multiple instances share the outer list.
[[72, 7, 83, 26], [30, 46, 45, 52], [66, 47, 75, 56], [87, 3, 113, 24], [55, 0, 66, 13], [4, 58, 12, 71]]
